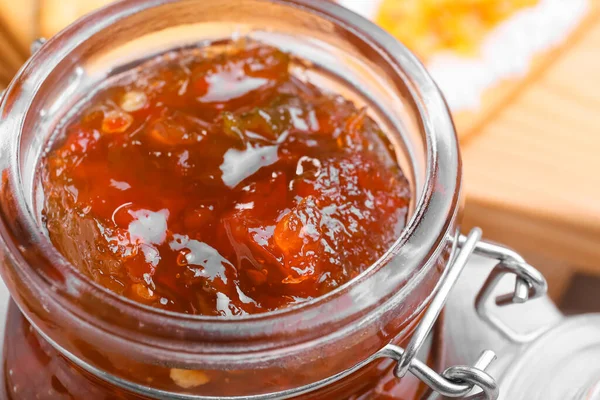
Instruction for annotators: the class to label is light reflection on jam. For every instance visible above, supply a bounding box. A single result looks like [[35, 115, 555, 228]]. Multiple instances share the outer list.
[[41, 41, 411, 316]]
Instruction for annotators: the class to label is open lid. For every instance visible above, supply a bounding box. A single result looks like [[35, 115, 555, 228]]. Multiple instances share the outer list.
[[500, 314, 600, 400]]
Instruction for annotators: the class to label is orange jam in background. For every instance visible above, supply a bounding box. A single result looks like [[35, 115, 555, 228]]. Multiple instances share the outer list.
[[376, 0, 539, 58]]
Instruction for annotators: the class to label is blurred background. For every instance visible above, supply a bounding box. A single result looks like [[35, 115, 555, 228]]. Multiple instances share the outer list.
[[1, 0, 599, 313]]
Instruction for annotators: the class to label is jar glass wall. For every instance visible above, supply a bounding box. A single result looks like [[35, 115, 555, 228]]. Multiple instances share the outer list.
[[0, 0, 461, 398]]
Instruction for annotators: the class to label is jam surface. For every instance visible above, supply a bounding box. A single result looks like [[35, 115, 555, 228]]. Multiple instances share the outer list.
[[41, 41, 411, 316]]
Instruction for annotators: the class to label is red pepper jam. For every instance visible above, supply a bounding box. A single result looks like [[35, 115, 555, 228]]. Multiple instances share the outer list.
[[41, 41, 411, 316]]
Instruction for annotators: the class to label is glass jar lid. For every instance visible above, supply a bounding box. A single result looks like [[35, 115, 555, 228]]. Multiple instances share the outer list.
[[499, 314, 600, 400]]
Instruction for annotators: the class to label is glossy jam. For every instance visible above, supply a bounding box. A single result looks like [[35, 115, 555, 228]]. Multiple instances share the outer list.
[[40, 42, 411, 316]]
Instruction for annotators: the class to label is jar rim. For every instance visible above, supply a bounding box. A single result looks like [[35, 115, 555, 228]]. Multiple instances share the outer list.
[[0, 0, 460, 340]]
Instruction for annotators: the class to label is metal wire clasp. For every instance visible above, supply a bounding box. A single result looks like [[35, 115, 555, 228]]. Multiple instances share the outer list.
[[382, 228, 548, 399]]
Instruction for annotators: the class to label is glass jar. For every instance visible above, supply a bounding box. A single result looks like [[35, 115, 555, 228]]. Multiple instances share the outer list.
[[0, 1, 546, 399]]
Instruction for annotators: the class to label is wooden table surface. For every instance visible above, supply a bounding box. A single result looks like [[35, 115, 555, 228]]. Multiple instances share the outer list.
[[461, 2, 600, 300]]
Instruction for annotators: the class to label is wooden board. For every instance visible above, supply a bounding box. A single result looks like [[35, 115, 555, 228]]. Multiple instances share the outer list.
[[461, 2, 600, 300], [0, 0, 39, 56], [0, 24, 27, 88], [0, 0, 115, 59], [453, 2, 600, 140]]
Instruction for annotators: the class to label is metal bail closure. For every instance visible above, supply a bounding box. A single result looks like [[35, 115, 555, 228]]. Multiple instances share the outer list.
[[379, 228, 548, 400], [469, 239, 549, 344]]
